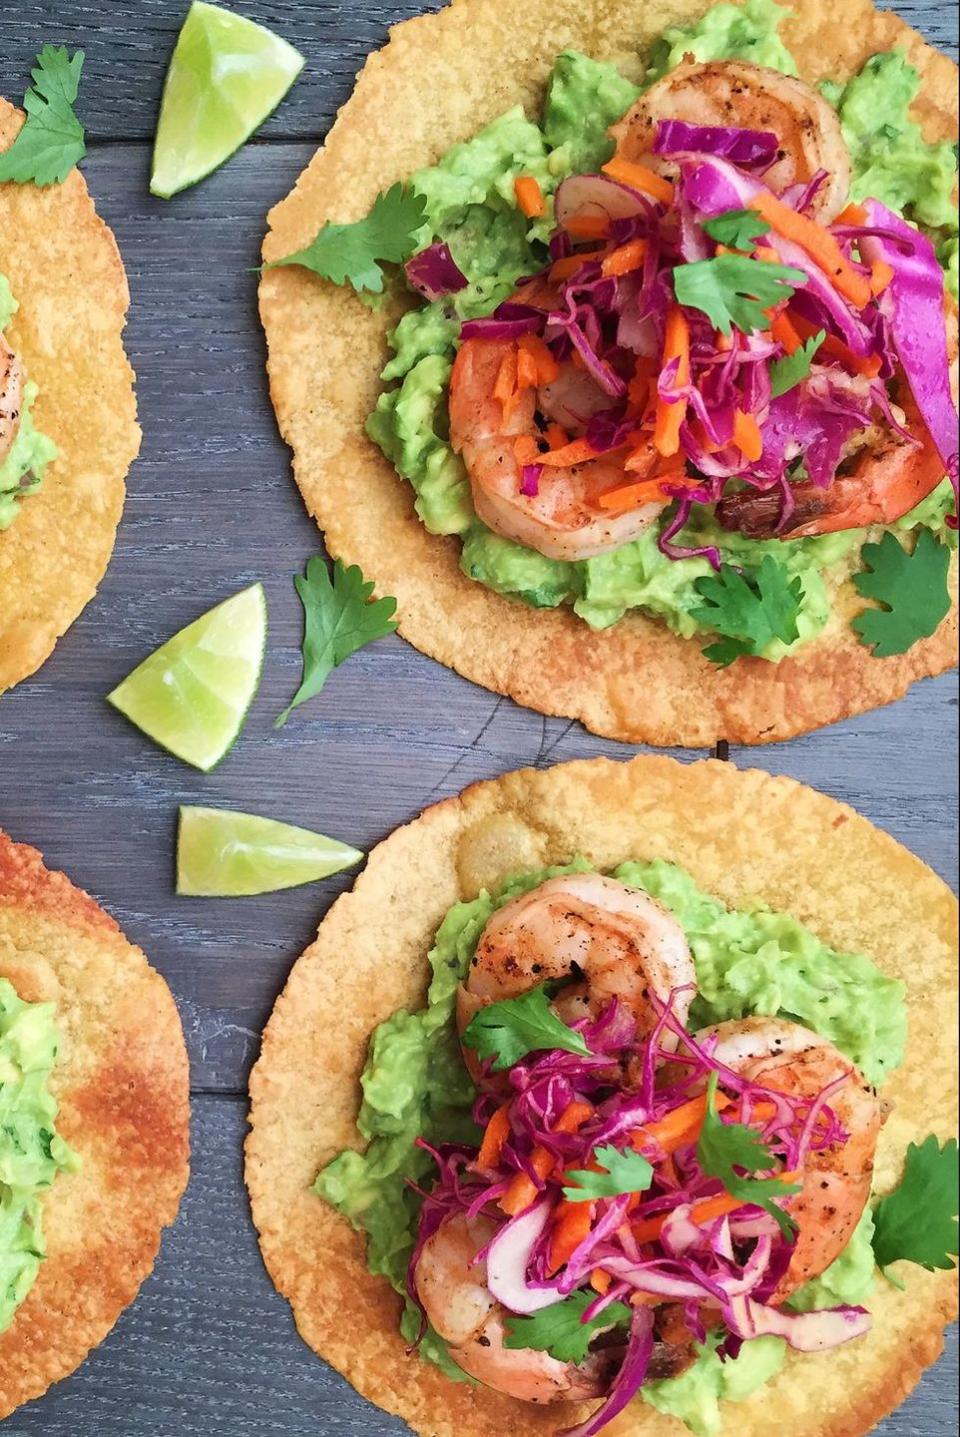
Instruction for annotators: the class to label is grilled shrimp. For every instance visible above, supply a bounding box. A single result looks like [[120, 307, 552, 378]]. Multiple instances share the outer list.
[[703, 1016, 882, 1302], [414, 1212, 614, 1401], [449, 337, 666, 561], [458, 873, 696, 1046], [0, 336, 23, 465], [612, 60, 851, 222]]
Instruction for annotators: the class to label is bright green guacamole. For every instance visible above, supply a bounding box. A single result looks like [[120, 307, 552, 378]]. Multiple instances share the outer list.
[[316, 856, 902, 1429], [366, 0, 958, 653], [0, 273, 58, 532], [0, 977, 76, 1335]]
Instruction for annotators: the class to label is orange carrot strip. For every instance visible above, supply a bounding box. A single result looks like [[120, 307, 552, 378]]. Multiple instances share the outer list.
[[789, 311, 882, 378], [519, 333, 561, 386], [539, 438, 604, 468], [630, 1090, 733, 1156], [591, 1269, 612, 1295], [630, 1290, 662, 1307], [515, 175, 546, 219], [870, 258, 895, 297], [653, 306, 690, 458], [548, 1200, 595, 1275], [749, 191, 872, 309], [733, 409, 763, 462], [500, 1146, 555, 1216], [835, 202, 868, 227], [476, 1103, 512, 1170], [634, 1168, 802, 1244], [597, 477, 670, 511], [564, 212, 611, 241], [550, 249, 605, 282], [602, 238, 648, 278], [602, 157, 675, 205], [771, 311, 804, 356], [554, 1100, 594, 1134]]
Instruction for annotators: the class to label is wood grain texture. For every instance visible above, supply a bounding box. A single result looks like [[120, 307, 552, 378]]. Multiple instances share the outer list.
[[0, 1, 956, 1432]]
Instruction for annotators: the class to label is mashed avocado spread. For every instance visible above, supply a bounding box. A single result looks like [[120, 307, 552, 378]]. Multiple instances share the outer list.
[[366, 0, 958, 653], [0, 274, 58, 532], [0, 977, 76, 1334], [316, 857, 903, 1428]]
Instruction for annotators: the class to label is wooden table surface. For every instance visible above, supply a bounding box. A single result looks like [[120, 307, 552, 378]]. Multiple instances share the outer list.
[[1, 1, 956, 1432]]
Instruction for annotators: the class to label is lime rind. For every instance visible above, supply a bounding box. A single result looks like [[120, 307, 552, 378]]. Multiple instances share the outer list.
[[151, 1, 305, 199], [177, 806, 364, 896], [108, 583, 267, 771]]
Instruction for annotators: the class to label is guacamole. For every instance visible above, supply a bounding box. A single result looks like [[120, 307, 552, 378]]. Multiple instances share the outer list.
[[316, 857, 903, 1422], [0, 274, 58, 532], [366, 0, 958, 656], [0, 977, 76, 1335]]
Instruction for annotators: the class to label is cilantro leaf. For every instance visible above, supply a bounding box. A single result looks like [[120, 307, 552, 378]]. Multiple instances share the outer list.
[[697, 1075, 801, 1237], [702, 209, 772, 249], [0, 46, 86, 186], [276, 558, 398, 727], [266, 183, 427, 293], [852, 529, 952, 658], [504, 1291, 632, 1364], [462, 986, 590, 1073], [769, 330, 826, 399], [563, 1144, 654, 1202], [872, 1136, 958, 1277], [673, 255, 807, 336], [692, 555, 803, 667]]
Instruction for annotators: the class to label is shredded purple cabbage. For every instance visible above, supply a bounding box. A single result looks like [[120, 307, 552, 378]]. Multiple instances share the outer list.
[[404, 242, 468, 301]]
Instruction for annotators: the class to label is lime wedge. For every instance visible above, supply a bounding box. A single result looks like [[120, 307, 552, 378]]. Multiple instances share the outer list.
[[177, 806, 363, 896], [108, 584, 267, 771], [151, 1, 305, 199]]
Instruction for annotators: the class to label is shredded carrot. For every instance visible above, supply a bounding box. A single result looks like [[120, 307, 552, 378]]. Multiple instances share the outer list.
[[538, 437, 605, 468], [475, 1103, 512, 1170], [771, 311, 804, 356], [515, 175, 546, 219], [548, 1200, 595, 1275], [601, 157, 675, 205], [715, 329, 733, 354], [653, 306, 691, 458], [835, 202, 868, 227], [518, 333, 560, 386], [627, 356, 656, 415], [630, 1290, 661, 1307], [554, 1100, 594, 1135], [630, 1090, 733, 1156], [870, 258, 895, 297], [749, 191, 872, 309], [500, 1147, 555, 1216], [634, 1168, 802, 1245], [602, 238, 648, 278], [597, 476, 675, 512], [565, 211, 610, 241], [788, 310, 882, 378], [733, 408, 763, 462], [550, 249, 605, 283], [590, 1269, 612, 1295]]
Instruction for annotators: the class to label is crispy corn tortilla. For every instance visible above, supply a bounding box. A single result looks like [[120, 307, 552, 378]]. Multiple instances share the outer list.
[[259, 0, 959, 748], [0, 832, 190, 1418], [0, 101, 140, 694], [247, 754, 958, 1437]]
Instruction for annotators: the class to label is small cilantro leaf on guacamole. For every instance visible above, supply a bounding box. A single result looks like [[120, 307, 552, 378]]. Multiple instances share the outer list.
[[692, 555, 803, 666], [697, 1075, 800, 1237], [266, 182, 427, 293], [463, 986, 589, 1072], [276, 557, 398, 727], [0, 46, 86, 186], [504, 1291, 632, 1363], [563, 1144, 654, 1202], [768, 330, 825, 399], [872, 1136, 959, 1279], [673, 254, 806, 335], [702, 208, 772, 249], [852, 529, 952, 657]]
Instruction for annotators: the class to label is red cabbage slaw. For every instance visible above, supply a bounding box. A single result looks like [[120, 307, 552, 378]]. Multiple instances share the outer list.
[[444, 120, 958, 562], [407, 993, 871, 1437]]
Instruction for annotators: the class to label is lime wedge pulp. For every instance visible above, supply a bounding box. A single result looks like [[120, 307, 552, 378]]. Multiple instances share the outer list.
[[151, 1, 305, 199], [177, 807, 364, 896], [108, 583, 267, 771]]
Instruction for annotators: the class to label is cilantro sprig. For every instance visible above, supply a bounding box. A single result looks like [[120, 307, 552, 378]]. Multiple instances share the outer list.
[[0, 46, 86, 186], [769, 330, 826, 399], [673, 254, 806, 336], [692, 554, 803, 667], [872, 1136, 958, 1281], [852, 529, 952, 657], [563, 1145, 654, 1203], [276, 558, 398, 727], [266, 182, 427, 293], [504, 1291, 632, 1363], [696, 1074, 801, 1237], [702, 209, 772, 249], [462, 986, 589, 1073]]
